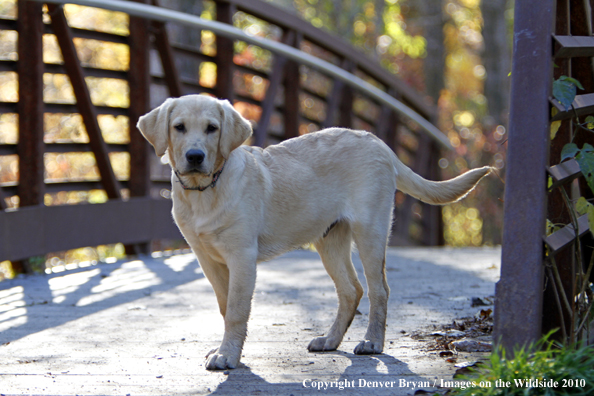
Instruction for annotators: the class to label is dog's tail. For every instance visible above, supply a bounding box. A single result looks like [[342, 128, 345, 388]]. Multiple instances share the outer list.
[[393, 156, 493, 205]]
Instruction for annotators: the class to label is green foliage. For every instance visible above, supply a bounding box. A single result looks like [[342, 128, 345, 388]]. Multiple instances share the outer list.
[[553, 76, 584, 111], [451, 334, 594, 396]]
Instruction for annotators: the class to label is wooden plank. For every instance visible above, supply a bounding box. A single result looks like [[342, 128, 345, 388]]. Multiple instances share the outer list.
[[170, 42, 215, 63], [44, 103, 128, 116], [494, 0, 555, 353], [547, 159, 582, 189], [44, 63, 127, 80], [17, 0, 45, 208], [283, 32, 301, 140], [551, 93, 594, 120], [0, 143, 128, 155], [0, 180, 129, 199], [0, 59, 16, 72], [0, 198, 182, 262], [554, 35, 594, 58], [47, 4, 122, 200], [545, 214, 590, 254], [214, 1, 236, 100], [43, 23, 129, 44]]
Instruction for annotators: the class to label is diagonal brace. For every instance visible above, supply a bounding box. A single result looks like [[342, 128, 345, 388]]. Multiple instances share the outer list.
[[47, 3, 122, 200]]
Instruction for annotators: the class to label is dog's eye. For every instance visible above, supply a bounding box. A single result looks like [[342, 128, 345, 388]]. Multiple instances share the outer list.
[[206, 124, 218, 134], [174, 123, 185, 132]]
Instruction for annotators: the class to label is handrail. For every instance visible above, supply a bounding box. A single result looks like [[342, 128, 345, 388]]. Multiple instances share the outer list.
[[31, 0, 453, 150]]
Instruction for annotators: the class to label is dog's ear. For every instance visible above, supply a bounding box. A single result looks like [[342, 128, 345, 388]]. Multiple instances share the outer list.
[[218, 99, 252, 159], [137, 98, 174, 157]]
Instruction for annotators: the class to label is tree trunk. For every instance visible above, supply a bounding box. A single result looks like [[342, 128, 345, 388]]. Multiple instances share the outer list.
[[481, 0, 511, 127], [417, 0, 445, 102]]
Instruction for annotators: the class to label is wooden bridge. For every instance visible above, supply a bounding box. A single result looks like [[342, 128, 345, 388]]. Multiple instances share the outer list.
[[0, 0, 449, 275], [2, 0, 591, 371]]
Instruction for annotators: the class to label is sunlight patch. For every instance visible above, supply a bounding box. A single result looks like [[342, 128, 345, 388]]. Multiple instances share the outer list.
[[49, 268, 101, 303], [0, 286, 27, 331], [76, 260, 161, 307], [164, 254, 196, 272]]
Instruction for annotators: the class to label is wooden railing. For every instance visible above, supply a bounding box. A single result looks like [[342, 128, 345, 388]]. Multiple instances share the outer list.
[[0, 0, 446, 271]]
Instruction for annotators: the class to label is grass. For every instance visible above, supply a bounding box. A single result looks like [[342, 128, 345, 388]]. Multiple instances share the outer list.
[[449, 333, 594, 396]]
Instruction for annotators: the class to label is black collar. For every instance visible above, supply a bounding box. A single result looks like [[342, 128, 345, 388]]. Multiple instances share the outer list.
[[174, 160, 226, 191]]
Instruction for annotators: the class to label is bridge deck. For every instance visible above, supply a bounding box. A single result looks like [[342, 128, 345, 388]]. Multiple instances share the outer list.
[[0, 247, 500, 395]]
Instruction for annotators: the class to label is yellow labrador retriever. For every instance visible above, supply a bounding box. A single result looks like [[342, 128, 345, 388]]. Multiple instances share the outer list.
[[138, 94, 491, 370]]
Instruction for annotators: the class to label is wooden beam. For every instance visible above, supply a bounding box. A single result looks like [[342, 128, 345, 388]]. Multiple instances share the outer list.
[[554, 35, 594, 58], [545, 214, 590, 254], [547, 159, 582, 190], [551, 93, 594, 120], [0, 198, 182, 263], [47, 4, 122, 200]]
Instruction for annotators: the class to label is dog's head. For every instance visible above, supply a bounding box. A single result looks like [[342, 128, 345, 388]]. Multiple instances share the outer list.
[[137, 95, 252, 186]]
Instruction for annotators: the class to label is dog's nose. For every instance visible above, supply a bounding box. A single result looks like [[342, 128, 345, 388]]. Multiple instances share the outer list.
[[186, 149, 205, 166]]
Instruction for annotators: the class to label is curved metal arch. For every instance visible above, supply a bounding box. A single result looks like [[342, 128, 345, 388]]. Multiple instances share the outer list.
[[33, 0, 453, 150]]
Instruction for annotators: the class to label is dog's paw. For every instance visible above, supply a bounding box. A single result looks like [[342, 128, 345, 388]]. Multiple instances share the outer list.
[[307, 336, 339, 352], [205, 351, 239, 370], [353, 340, 383, 355]]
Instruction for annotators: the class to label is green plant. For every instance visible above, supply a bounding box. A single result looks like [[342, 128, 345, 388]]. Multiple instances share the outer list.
[[450, 334, 594, 396], [546, 76, 594, 345]]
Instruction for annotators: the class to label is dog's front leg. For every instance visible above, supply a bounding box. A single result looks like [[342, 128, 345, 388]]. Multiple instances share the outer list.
[[205, 255, 257, 370]]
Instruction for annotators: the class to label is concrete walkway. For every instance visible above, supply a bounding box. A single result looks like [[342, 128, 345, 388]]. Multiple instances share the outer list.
[[0, 247, 500, 395]]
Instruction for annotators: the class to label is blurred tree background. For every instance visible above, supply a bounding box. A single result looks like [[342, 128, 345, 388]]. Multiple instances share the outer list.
[[0, 0, 512, 279]]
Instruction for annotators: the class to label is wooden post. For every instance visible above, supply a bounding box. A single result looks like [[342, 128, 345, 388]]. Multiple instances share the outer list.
[[17, 0, 44, 208], [338, 60, 355, 128], [128, 0, 151, 254], [283, 32, 301, 140], [494, 0, 555, 353], [254, 30, 295, 146], [215, 1, 235, 101], [15, 0, 45, 273]]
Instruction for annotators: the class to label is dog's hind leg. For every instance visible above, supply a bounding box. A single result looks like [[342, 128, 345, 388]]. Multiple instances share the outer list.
[[308, 221, 364, 352], [351, 218, 391, 355]]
